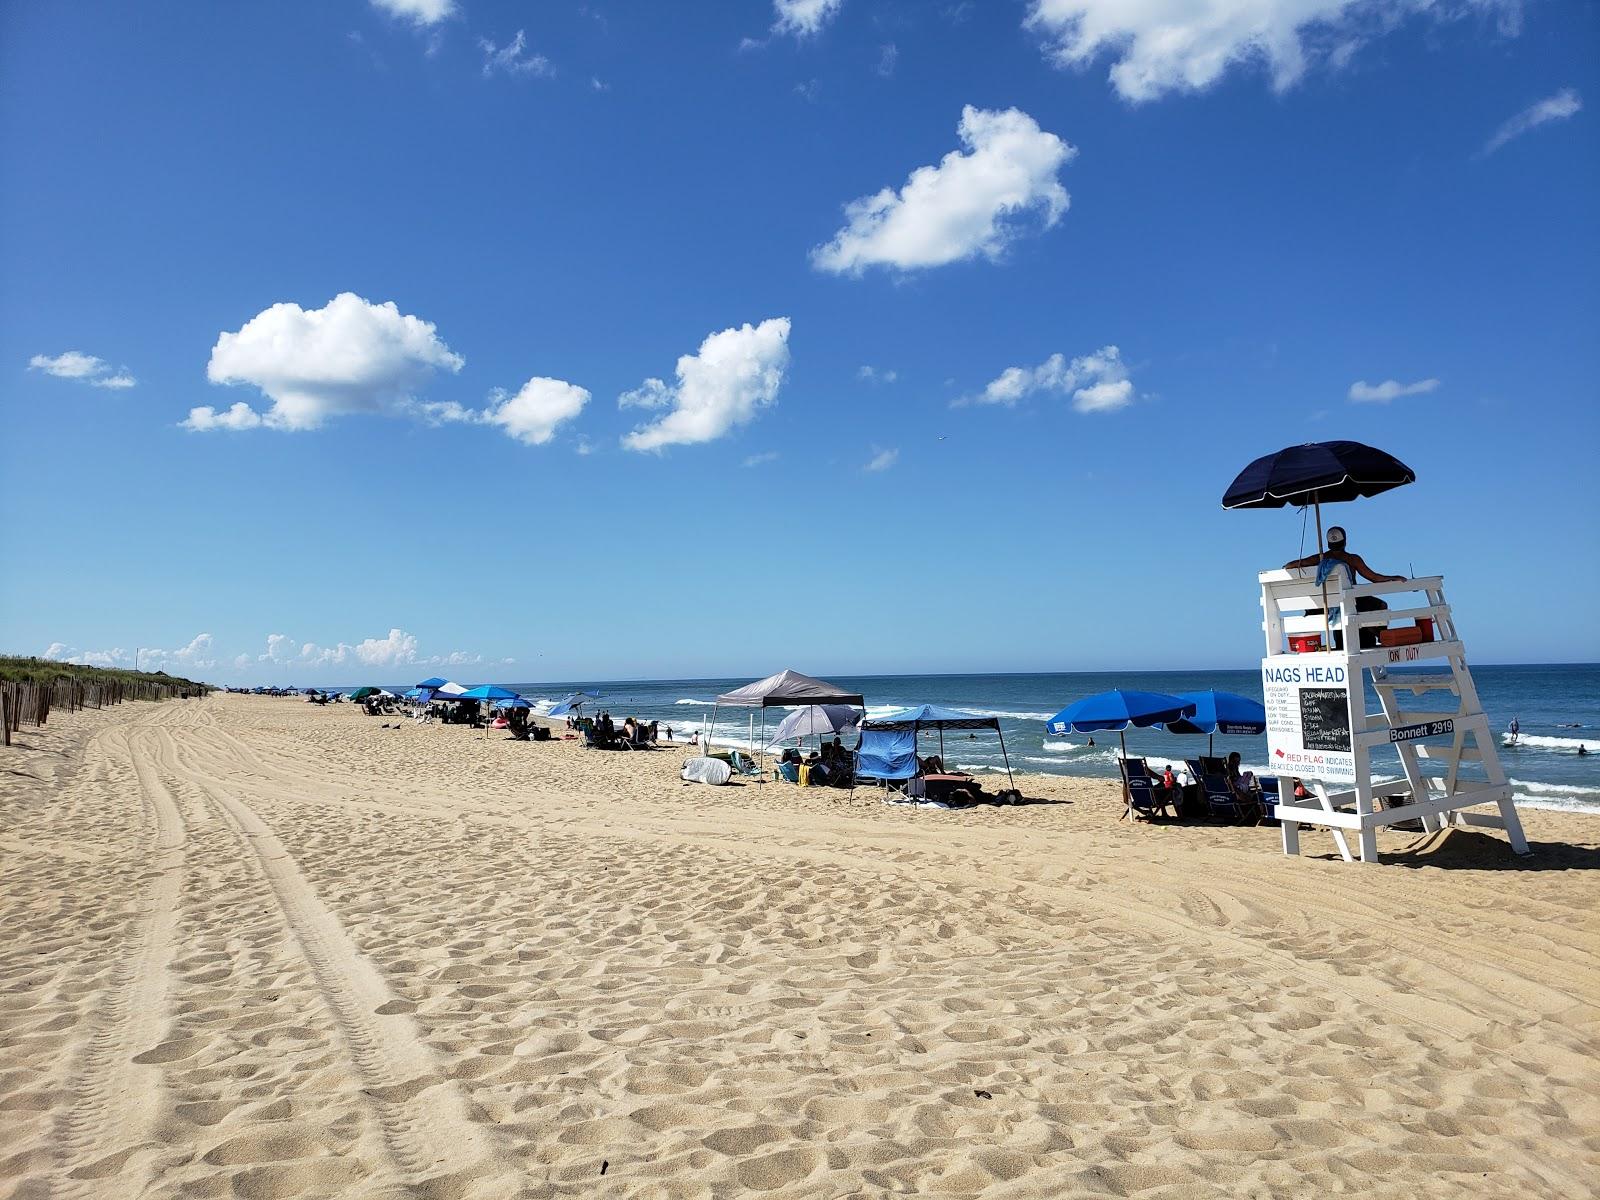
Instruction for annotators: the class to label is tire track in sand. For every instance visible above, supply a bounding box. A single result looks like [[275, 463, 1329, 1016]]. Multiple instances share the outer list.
[[51, 721, 186, 1198], [195, 771, 517, 1199]]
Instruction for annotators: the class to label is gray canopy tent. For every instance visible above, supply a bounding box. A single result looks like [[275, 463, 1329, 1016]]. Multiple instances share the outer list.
[[707, 670, 865, 778]]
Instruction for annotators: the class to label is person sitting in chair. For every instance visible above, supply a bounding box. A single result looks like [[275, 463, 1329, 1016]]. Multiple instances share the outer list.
[[1284, 526, 1406, 650]]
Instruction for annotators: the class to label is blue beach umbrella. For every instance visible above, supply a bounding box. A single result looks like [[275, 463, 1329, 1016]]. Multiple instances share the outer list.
[[415, 676, 449, 689], [1046, 689, 1196, 759], [1161, 690, 1267, 755], [492, 696, 536, 709], [455, 685, 523, 702]]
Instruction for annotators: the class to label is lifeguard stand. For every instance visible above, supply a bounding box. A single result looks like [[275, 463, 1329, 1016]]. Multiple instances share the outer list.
[[1257, 569, 1529, 864]]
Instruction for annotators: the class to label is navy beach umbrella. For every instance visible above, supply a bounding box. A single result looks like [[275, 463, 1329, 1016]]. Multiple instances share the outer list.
[[1161, 689, 1267, 755]]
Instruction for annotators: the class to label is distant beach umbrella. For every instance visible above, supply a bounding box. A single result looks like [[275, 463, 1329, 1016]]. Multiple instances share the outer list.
[[765, 704, 862, 748], [415, 676, 450, 689], [548, 691, 599, 717], [1046, 689, 1195, 759], [454, 685, 523, 702], [1161, 689, 1267, 755]]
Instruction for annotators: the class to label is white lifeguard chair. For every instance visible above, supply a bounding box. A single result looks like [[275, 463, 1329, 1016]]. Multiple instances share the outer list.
[[1257, 569, 1529, 864]]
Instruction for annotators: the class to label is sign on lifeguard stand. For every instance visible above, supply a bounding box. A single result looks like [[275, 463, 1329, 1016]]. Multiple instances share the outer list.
[[1257, 569, 1529, 864]]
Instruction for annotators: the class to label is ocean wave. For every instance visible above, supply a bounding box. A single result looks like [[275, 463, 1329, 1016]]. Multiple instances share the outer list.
[[674, 697, 711, 705], [1038, 740, 1085, 753], [1504, 734, 1595, 751], [1515, 795, 1600, 815], [1509, 777, 1600, 797], [966, 708, 1054, 721]]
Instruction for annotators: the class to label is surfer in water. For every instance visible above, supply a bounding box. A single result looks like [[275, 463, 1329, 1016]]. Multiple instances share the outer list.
[[1508, 717, 1520, 746]]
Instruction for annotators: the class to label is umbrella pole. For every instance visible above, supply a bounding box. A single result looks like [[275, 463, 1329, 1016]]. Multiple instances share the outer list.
[[1119, 728, 1130, 820], [997, 727, 1016, 795], [1314, 496, 1333, 647], [939, 726, 944, 763]]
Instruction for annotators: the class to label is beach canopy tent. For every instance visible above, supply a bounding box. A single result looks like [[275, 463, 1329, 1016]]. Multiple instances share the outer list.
[[863, 704, 1017, 791], [710, 670, 865, 770], [415, 677, 450, 689], [431, 681, 469, 698], [715, 670, 864, 707], [1161, 690, 1267, 755], [765, 704, 862, 749], [548, 691, 599, 717]]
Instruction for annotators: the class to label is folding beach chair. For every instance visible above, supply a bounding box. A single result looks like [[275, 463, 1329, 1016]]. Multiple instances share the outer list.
[[1201, 773, 1262, 824], [851, 728, 919, 799], [1118, 758, 1172, 821]]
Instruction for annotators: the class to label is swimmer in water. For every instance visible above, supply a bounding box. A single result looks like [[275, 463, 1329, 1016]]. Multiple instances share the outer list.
[[1580, 745, 1589, 757]]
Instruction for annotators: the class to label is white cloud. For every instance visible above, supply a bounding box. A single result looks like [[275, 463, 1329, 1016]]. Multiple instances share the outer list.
[[370, 0, 454, 27], [773, 0, 844, 38], [233, 628, 485, 675], [877, 43, 899, 76], [1348, 377, 1440, 403], [180, 402, 263, 432], [482, 377, 590, 445], [1480, 87, 1582, 156], [969, 345, 1136, 413], [1025, 0, 1523, 103], [618, 377, 674, 409], [812, 106, 1074, 275], [44, 633, 215, 672], [203, 293, 464, 431], [865, 447, 899, 471], [260, 633, 297, 664], [479, 30, 552, 77], [621, 318, 792, 452], [28, 351, 136, 389], [858, 365, 898, 383], [743, 450, 780, 467]]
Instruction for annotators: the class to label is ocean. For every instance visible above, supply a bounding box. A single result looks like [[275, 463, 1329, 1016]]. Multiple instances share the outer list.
[[456, 664, 1600, 815]]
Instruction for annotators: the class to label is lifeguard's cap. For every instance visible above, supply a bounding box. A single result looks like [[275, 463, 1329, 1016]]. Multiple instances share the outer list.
[[1327, 525, 1347, 547]]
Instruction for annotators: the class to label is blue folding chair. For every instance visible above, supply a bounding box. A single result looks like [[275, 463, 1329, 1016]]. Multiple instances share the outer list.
[[1119, 758, 1172, 821]]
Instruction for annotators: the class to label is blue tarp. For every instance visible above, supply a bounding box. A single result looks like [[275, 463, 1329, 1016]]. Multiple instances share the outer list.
[[855, 728, 918, 780], [864, 704, 999, 732]]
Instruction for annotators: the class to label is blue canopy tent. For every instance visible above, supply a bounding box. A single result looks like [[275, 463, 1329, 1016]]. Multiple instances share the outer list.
[[415, 676, 449, 689], [1047, 689, 1196, 818], [863, 704, 1017, 793], [1160, 690, 1267, 755]]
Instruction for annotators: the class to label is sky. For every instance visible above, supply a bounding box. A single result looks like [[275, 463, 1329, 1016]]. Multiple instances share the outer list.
[[1, 0, 1596, 686]]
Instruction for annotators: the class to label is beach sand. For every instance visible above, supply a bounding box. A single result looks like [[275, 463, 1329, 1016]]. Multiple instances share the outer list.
[[2, 693, 1597, 1198]]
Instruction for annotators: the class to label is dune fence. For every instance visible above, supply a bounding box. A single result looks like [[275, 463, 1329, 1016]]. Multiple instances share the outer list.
[[0, 658, 211, 746]]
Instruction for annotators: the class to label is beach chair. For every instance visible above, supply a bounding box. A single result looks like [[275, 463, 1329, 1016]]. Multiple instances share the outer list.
[[777, 761, 800, 783], [1118, 758, 1171, 821], [727, 749, 761, 776], [1201, 773, 1262, 824]]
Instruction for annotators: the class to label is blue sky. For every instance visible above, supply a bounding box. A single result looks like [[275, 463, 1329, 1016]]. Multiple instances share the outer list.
[[2, 0, 1595, 685]]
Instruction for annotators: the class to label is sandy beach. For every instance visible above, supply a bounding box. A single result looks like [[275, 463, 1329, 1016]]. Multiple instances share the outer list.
[[2, 693, 1597, 1198]]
